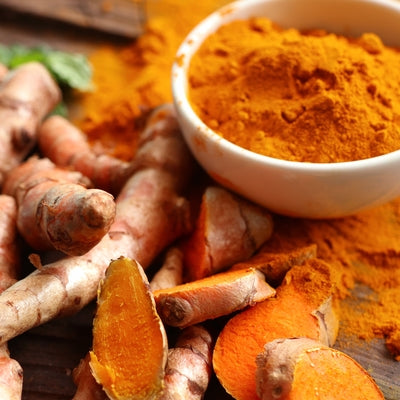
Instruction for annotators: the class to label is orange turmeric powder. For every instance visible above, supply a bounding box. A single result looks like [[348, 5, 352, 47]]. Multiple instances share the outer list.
[[259, 198, 400, 358], [76, 0, 230, 161], [72, 0, 400, 394], [188, 17, 400, 163]]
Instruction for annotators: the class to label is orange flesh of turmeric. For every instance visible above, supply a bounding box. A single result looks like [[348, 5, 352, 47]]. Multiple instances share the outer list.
[[213, 260, 337, 400], [288, 348, 384, 399], [90, 257, 167, 400], [213, 291, 321, 400]]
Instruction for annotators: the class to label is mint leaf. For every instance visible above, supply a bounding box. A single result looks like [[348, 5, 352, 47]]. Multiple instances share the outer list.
[[44, 51, 92, 91], [0, 44, 92, 91], [0, 44, 12, 65], [6, 45, 48, 68]]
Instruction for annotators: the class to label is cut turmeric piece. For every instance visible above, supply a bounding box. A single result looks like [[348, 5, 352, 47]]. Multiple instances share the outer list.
[[154, 267, 275, 328], [90, 257, 168, 400], [256, 337, 384, 400], [183, 186, 273, 281], [213, 258, 339, 400]]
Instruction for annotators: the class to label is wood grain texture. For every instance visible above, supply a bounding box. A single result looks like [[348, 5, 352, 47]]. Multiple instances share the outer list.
[[0, 0, 145, 38]]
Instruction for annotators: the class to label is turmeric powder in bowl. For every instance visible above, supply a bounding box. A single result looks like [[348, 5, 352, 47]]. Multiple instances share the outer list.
[[188, 17, 400, 163], [172, 0, 400, 218]]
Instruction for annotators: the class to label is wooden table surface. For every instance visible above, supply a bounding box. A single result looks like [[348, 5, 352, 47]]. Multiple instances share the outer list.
[[1, 6, 400, 400]]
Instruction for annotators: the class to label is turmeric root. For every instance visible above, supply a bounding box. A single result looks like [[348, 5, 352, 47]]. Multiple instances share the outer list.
[[38, 115, 133, 194], [256, 337, 384, 400], [90, 257, 168, 400], [183, 186, 274, 281], [72, 354, 108, 400], [0, 103, 194, 346], [150, 247, 184, 292], [154, 267, 275, 328], [212, 258, 339, 400], [0, 62, 61, 186], [159, 325, 213, 400], [0, 345, 23, 400], [0, 195, 20, 292], [3, 156, 116, 256], [0, 195, 23, 400]]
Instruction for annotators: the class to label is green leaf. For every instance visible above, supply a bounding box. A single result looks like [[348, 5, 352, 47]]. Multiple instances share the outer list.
[[44, 51, 92, 91], [0, 44, 12, 65], [0, 43, 92, 91], [6, 45, 48, 68], [49, 102, 69, 118]]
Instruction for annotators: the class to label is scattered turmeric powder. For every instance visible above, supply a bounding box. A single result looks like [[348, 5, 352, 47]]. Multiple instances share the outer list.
[[188, 17, 400, 163], [75, 0, 230, 160]]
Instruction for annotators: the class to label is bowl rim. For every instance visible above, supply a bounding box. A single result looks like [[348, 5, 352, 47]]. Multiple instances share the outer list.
[[171, 0, 400, 173]]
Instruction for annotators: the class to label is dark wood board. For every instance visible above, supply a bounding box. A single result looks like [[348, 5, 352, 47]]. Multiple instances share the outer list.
[[1, 9, 400, 400], [0, 0, 145, 39]]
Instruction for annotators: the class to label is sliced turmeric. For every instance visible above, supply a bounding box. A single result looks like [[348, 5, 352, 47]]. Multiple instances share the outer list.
[[212, 259, 339, 400], [256, 337, 384, 400], [183, 185, 273, 281], [90, 257, 168, 400], [154, 267, 275, 328]]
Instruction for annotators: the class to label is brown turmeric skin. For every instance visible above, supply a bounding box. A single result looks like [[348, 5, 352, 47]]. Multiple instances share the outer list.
[[189, 18, 400, 163]]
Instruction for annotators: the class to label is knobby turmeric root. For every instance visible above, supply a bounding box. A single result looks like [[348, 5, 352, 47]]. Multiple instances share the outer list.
[[72, 354, 108, 400], [183, 186, 274, 281], [159, 325, 213, 400], [212, 259, 339, 400], [0, 103, 194, 346], [0, 62, 61, 186], [154, 267, 276, 328], [0, 195, 23, 400], [90, 257, 168, 400], [39, 115, 133, 195], [3, 156, 116, 256], [0, 195, 20, 292], [150, 247, 184, 292], [256, 337, 384, 400]]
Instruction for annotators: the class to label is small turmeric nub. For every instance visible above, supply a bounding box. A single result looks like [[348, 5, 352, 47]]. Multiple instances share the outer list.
[[90, 257, 168, 400], [256, 338, 384, 400]]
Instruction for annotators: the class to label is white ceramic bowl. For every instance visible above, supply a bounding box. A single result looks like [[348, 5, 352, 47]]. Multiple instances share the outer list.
[[171, 0, 400, 219]]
